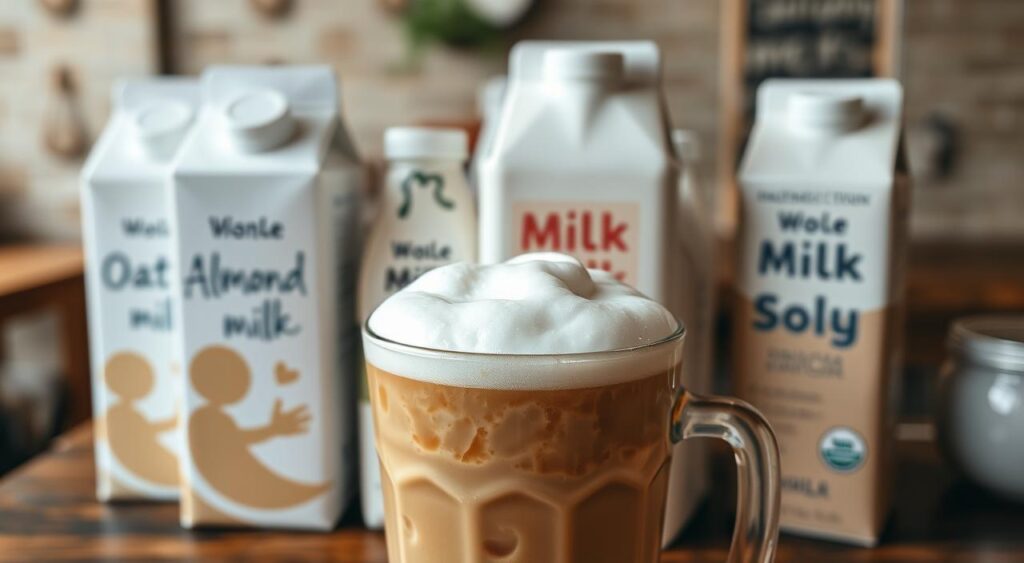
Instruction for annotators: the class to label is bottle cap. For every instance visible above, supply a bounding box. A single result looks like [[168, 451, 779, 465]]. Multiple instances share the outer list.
[[788, 91, 865, 134], [222, 89, 296, 152], [543, 50, 624, 83], [384, 127, 468, 161], [133, 100, 194, 159]]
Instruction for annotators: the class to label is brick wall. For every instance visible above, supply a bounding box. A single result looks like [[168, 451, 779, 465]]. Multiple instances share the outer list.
[[0, 0, 158, 240], [0, 0, 1020, 241]]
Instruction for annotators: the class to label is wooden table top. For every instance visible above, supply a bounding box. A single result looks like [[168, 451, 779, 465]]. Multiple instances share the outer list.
[[0, 244, 83, 298], [1, 424, 1022, 561]]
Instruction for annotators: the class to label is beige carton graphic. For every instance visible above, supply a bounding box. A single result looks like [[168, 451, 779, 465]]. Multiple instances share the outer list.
[[188, 346, 330, 510], [100, 352, 179, 488]]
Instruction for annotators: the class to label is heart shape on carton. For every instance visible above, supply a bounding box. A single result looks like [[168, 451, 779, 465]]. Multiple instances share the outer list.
[[275, 361, 300, 385]]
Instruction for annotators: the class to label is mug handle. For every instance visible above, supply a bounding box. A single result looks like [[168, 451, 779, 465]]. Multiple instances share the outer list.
[[670, 389, 781, 563]]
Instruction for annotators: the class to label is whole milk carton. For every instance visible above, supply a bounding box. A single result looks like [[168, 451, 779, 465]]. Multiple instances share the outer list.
[[170, 66, 363, 529], [734, 79, 909, 545], [82, 78, 198, 501], [478, 41, 712, 543]]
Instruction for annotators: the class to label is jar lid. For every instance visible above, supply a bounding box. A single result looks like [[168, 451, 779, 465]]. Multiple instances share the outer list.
[[949, 315, 1024, 373], [384, 127, 467, 161]]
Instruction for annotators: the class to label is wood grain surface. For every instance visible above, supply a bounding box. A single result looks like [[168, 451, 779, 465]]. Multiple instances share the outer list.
[[1, 424, 1022, 561]]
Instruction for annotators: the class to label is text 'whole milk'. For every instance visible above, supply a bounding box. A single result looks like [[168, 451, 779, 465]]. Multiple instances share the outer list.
[[170, 66, 363, 529], [82, 78, 198, 501], [477, 40, 713, 542], [734, 79, 910, 546]]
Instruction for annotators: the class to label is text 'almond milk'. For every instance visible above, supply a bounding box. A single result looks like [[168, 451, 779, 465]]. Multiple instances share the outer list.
[[478, 41, 711, 542], [82, 78, 198, 501], [734, 79, 910, 545], [170, 66, 363, 529]]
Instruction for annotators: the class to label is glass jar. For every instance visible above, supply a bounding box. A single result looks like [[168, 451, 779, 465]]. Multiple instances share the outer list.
[[938, 315, 1024, 501]]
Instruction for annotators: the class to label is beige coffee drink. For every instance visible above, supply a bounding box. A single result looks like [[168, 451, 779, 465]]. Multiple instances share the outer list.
[[363, 253, 781, 563]]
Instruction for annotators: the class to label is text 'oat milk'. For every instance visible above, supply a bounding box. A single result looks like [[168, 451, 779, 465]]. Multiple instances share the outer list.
[[478, 41, 711, 542], [734, 79, 910, 546], [170, 66, 363, 529], [82, 78, 198, 501]]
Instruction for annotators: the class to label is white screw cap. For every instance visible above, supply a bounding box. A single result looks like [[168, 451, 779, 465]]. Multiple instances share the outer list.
[[222, 89, 296, 152], [543, 50, 624, 83], [788, 91, 865, 134], [384, 127, 468, 161], [134, 100, 194, 159]]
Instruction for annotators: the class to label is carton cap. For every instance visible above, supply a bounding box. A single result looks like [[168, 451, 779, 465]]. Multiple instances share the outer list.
[[543, 50, 624, 83], [222, 89, 297, 152], [133, 100, 194, 159], [788, 91, 865, 134], [385, 127, 467, 161]]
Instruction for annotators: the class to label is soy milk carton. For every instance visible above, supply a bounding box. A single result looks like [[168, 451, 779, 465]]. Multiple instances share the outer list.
[[82, 78, 197, 501], [478, 40, 711, 542], [170, 66, 362, 529], [734, 79, 909, 545]]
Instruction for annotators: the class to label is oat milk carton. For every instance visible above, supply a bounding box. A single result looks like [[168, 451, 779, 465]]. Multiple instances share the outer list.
[[82, 78, 198, 501], [478, 40, 711, 543], [170, 66, 363, 529], [734, 79, 910, 545]]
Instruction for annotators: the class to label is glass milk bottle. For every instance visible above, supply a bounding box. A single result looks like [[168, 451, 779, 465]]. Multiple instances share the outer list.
[[357, 126, 477, 527]]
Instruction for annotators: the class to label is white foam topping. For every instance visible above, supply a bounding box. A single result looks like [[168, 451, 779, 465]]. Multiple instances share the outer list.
[[364, 253, 682, 389]]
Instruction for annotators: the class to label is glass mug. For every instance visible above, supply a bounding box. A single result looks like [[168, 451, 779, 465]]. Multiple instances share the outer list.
[[363, 322, 780, 563]]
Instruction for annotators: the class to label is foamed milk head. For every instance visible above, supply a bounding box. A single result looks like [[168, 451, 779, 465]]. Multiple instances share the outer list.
[[365, 253, 678, 389], [478, 40, 710, 541], [356, 126, 477, 528], [81, 78, 198, 501], [170, 65, 363, 530], [735, 79, 910, 546]]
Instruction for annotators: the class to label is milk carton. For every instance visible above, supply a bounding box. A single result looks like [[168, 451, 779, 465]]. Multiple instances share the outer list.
[[478, 40, 711, 542], [82, 78, 198, 501], [734, 79, 909, 545], [170, 66, 363, 529]]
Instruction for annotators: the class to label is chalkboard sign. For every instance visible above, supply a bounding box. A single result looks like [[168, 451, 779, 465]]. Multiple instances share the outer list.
[[717, 0, 901, 232]]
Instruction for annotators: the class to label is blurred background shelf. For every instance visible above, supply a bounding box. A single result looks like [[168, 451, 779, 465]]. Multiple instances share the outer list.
[[0, 244, 88, 428]]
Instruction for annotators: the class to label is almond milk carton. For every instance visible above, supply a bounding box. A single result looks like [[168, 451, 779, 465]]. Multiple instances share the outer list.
[[478, 40, 711, 543], [734, 79, 909, 545], [170, 66, 363, 529], [82, 78, 198, 501]]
